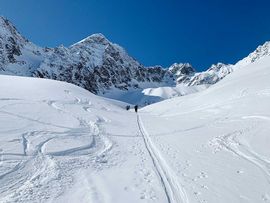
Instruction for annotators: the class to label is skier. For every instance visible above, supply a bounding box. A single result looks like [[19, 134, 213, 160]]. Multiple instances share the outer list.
[[126, 105, 130, 110], [134, 105, 138, 113]]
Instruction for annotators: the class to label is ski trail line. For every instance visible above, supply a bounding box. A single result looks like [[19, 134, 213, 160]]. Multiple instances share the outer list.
[[137, 114, 189, 203]]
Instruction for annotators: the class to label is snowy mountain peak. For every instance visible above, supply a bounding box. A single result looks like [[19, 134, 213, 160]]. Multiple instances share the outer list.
[[0, 16, 27, 44], [72, 33, 110, 47], [0, 16, 15, 33], [87, 33, 108, 41], [168, 63, 195, 76], [0, 16, 30, 66], [235, 41, 270, 67], [167, 63, 196, 84], [208, 62, 232, 71]]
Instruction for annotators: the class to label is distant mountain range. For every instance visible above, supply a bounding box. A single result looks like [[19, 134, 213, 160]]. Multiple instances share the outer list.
[[0, 16, 269, 105]]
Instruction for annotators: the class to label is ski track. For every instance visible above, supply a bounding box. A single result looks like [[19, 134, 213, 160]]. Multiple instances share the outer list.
[[0, 139, 60, 202], [83, 106, 92, 113], [214, 130, 270, 184], [21, 133, 28, 156], [0, 110, 71, 130], [137, 114, 189, 203], [0, 94, 113, 202], [242, 115, 270, 121], [74, 96, 81, 104], [47, 100, 64, 112]]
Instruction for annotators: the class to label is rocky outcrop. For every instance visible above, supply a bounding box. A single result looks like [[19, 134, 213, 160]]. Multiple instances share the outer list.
[[187, 63, 233, 86], [168, 63, 196, 84]]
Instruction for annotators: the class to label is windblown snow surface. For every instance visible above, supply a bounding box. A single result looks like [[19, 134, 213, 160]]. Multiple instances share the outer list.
[[1, 55, 270, 203]]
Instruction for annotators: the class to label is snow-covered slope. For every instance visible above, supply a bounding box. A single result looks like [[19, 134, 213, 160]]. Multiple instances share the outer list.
[[143, 84, 209, 100], [141, 55, 270, 203], [235, 41, 270, 67], [1, 50, 270, 202], [0, 75, 168, 202]]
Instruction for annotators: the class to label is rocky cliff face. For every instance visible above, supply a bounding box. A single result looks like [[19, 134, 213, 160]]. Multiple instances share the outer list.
[[0, 17, 26, 66], [167, 63, 196, 84], [33, 33, 172, 94], [0, 16, 268, 98]]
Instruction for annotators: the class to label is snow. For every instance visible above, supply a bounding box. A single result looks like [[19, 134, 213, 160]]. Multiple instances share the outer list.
[[102, 87, 163, 106], [101, 84, 208, 106], [141, 55, 270, 202], [2, 43, 44, 76], [1, 55, 270, 202], [235, 41, 270, 68], [143, 84, 209, 100], [0, 75, 169, 202]]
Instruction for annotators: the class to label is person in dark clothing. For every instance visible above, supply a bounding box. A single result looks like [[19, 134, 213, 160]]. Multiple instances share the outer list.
[[134, 105, 138, 113], [126, 105, 130, 110]]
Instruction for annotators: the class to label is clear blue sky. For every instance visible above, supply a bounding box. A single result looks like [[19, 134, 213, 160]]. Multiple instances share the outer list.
[[0, 0, 270, 70]]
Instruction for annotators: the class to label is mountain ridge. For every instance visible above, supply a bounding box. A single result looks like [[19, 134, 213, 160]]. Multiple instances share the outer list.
[[0, 16, 269, 105]]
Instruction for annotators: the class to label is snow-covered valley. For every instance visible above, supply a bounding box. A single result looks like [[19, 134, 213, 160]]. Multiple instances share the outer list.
[[1, 47, 270, 203]]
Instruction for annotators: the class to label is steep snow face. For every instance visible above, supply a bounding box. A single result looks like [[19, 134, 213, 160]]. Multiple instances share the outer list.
[[235, 41, 270, 67]]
